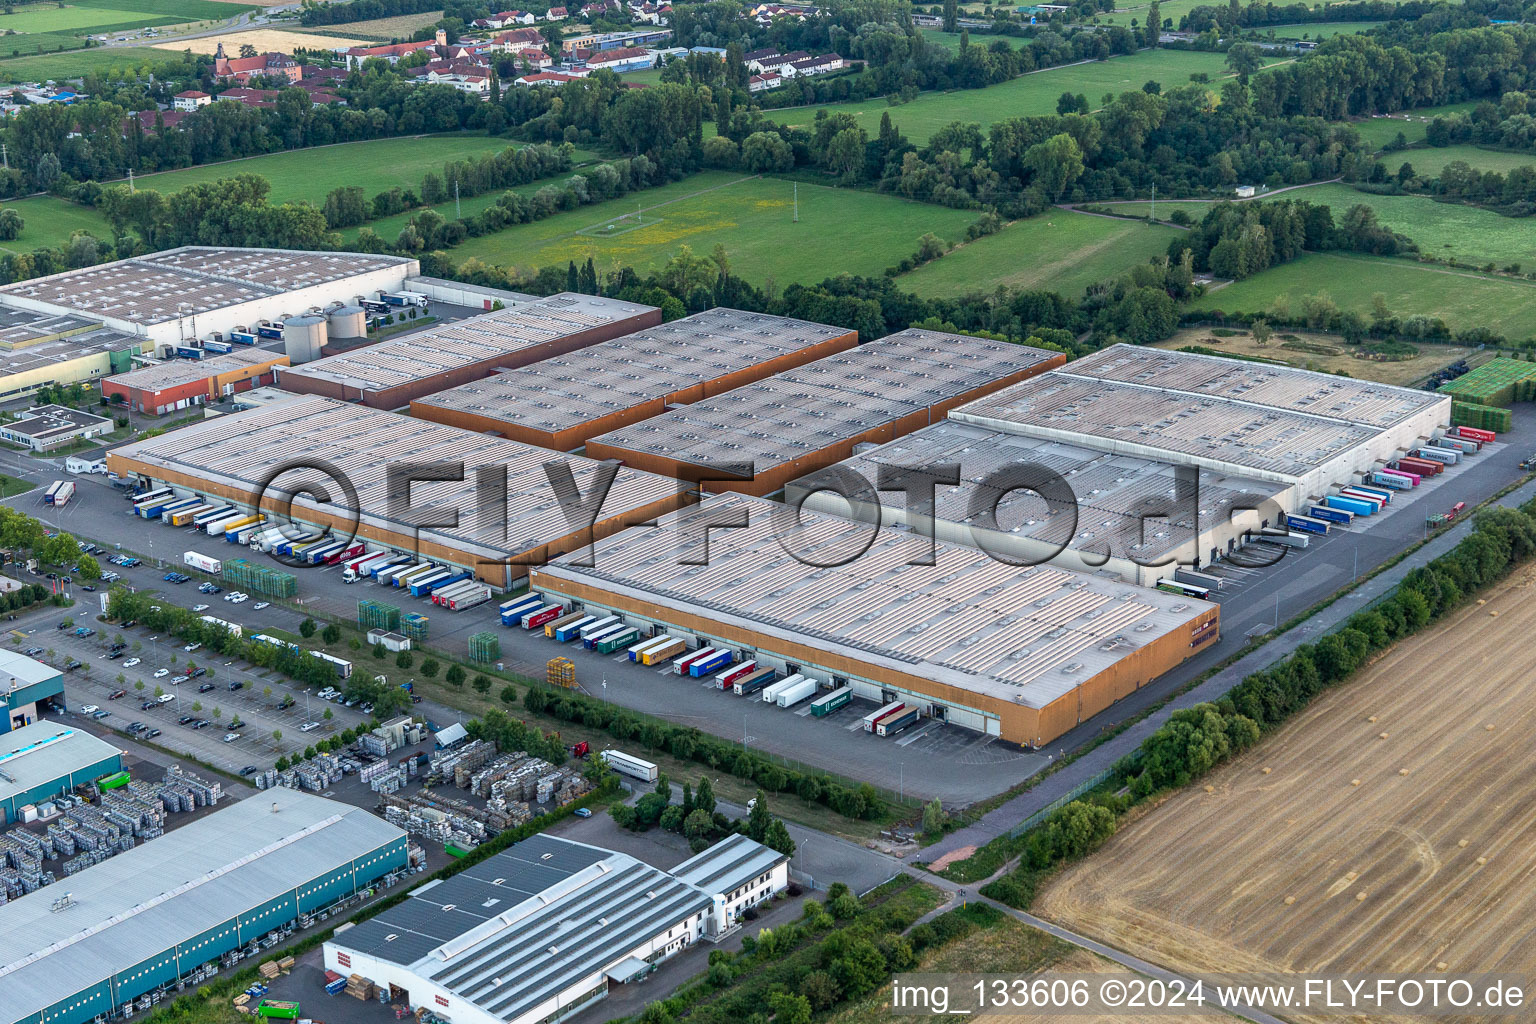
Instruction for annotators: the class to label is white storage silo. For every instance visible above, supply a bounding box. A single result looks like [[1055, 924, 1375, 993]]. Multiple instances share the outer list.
[[283, 314, 328, 364], [328, 304, 367, 342]]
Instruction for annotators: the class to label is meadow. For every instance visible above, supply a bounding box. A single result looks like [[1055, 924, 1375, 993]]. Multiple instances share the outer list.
[[1093, 0, 1206, 27], [0, 195, 112, 252], [450, 172, 983, 285], [0, 45, 179, 82], [1153, 326, 1479, 387], [1348, 101, 1480, 149], [765, 48, 1264, 145], [898, 210, 1183, 298], [1386, 143, 1536, 177], [1263, 19, 1384, 38], [278, 10, 442, 41], [0, 0, 252, 61], [1295, 182, 1536, 269], [1188, 252, 1536, 340]]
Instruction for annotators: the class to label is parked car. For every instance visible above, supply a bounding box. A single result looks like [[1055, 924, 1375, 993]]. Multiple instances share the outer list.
[[276, 697, 295, 710], [123, 658, 140, 668], [170, 675, 189, 685], [239, 765, 260, 776], [227, 680, 243, 691], [107, 689, 126, 700], [573, 807, 593, 818], [193, 719, 210, 729], [140, 700, 157, 710], [64, 660, 82, 671], [178, 715, 195, 725], [107, 649, 124, 659], [183, 642, 201, 653], [23, 647, 42, 656], [145, 728, 161, 738], [79, 704, 99, 714], [91, 709, 111, 719], [253, 601, 269, 610], [153, 668, 169, 678], [198, 683, 215, 693], [156, 694, 174, 704], [193, 603, 210, 612], [299, 721, 319, 732], [190, 667, 206, 678], [222, 732, 240, 743]]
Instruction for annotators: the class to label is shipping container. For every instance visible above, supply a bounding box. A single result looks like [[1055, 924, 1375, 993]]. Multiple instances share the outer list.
[[1439, 436, 1480, 455], [810, 686, 851, 717], [601, 749, 658, 783], [392, 563, 439, 589], [776, 677, 819, 708], [50, 481, 75, 508], [303, 540, 346, 565], [553, 615, 596, 642], [732, 666, 775, 696], [175, 346, 203, 360], [1308, 504, 1354, 525], [1285, 513, 1331, 535], [443, 584, 492, 611], [347, 553, 402, 582], [199, 614, 243, 638], [232, 524, 264, 546], [1173, 568, 1222, 591], [876, 705, 921, 737], [192, 504, 238, 528], [642, 637, 688, 665], [863, 700, 905, 733], [1350, 484, 1393, 503], [342, 548, 381, 573], [432, 580, 481, 607], [715, 660, 759, 689], [275, 532, 320, 557], [43, 481, 60, 504], [1453, 425, 1496, 443], [1339, 488, 1386, 511], [156, 498, 202, 523], [136, 496, 181, 519], [228, 329, 258, 345], [1156, 579, 1210, 599], [869, 702, 910, 735], [383, 291, 428, 307], [761, 673, 802, 704], [184, 551, 222, 574], [373, 561, 420, 587], [1326, 495, 1376, 517], [597, 627, 640, 654], [1396, 456, 1443, 477], [1415, 445, 1461, 465], [673, 646, 716, 675], [583, 623, 630, 649], [545, 610, 588, 638], [255, 321, 284, 339], [170, 503, 213, 527], [689, 648, 735, 677], [627, 635, 671, 662], [524, 604, 564, 630], [1387, 464, 1425, 484], [1369, 471, 1413, 490]]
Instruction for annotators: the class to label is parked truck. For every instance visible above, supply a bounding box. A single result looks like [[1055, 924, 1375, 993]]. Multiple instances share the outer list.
[[776, 677, 819, 708], [863, 700, 905, 733], [689, 648, 735, 677], [875, 704, 921, 737], [184, 551, 222, 574], [810, 686, 851, 717], [47, 481, 75, 508], [642, 637, 687, 665], [442, 583, 493, 611], [382, 291, 429, 308], [732, 667, 775, 696]]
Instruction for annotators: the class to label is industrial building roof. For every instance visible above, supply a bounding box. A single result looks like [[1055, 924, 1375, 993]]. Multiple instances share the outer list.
[[0, 721, 119, 810], [806, 419, 1290, 566], [412, 309, 855, 435], [950, 373, 1381, 481], [104, 348, 286, 394], [587, 329, 1060, 472], [0, 248, 412, 326], [0, 306, 145, 377], [0, 789, 405, 1024], [0, 649, 64, 690], [108, 395, 683, 566], [1064, 344, 1444, 429], [279, 293, 656, 396], [534, 493, 1216, 709], [669, 832, 786, 896], [2, 404, 114, 443], [337, 834, 713, 1023]]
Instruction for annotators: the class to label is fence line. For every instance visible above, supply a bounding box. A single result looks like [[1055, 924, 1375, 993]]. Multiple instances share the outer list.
[[1004, 766, 1117, 837]]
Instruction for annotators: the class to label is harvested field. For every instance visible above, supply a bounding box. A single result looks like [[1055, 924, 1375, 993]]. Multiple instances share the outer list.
[[284, 10, 442, 39], [1037, 562, 1536, 1024], [153, 28, 365, 53]]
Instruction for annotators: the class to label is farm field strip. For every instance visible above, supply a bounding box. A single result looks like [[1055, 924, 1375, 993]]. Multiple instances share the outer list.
[[1283, 183, 1536, 268], [154, 28, 369, 53], [1037, 563, 1536, 1024], [277, 10, 443, 40], [451, 171, 982, 285], [1383, 143, 1536, 178], [1188, 252, 1536, 339], [1152, 327, 1479, 387]]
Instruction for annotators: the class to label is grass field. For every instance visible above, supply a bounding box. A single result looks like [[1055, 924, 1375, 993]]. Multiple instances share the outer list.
[[1263, 19, 1384, 38], [1386, 143, 1536, 178], [0, 45, 179, 81], [1154, 326, 1479, 386], [1294, 183, 1536, 268], [1350, 101, 1481, 150], [1190, 252, 1536, 340], [1038, 563, 1536, 1023], [0, 0, 252, 62], [279, 9, 442, 40], [898, 210, 1183, 298], [1093, 198, 1216, 220], [0, 195, 113, 252], [765, 49, 1267, 145], [112, 134, 516, 204], [918, 28, 1025, 50], [451, 171, 982, 285], [1094, 0, 1206, 27]]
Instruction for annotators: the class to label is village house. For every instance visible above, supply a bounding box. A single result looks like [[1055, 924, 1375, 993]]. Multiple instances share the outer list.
[[171, 90, 210, 111], [212, 43, 301, 83]]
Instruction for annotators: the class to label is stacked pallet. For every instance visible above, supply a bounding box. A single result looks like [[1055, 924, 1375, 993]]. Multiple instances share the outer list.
[[346, 973, 376, 1001]]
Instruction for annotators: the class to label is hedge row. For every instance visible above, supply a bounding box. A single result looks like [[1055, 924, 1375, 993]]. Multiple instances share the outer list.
[[980, 499, 1536, 907]]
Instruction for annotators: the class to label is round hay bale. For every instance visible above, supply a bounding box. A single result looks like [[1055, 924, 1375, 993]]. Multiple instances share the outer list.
[[1283, 895, 1296, 905], [1486, 724, 1496, 732], [1437, 962, 1449, 971], [1379, 732, 1390, 740], [1458, 839, 1469, 848], [1356, 891, 1369, 901], [1261, 767, 1272, 775], [1368, 716, 1378, 723], [1478, 856, 1488, 865], [1490, 610, 1499, 617], [1477, 599, 1486, 606], [1204, 784, 1214, 793], [1399, 767, 1412, 776], [1351, 779, 1362, 786]]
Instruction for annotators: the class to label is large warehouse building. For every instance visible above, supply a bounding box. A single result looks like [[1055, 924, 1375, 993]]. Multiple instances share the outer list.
[[409, 309, 858, 450], [0, 788, 409, 1024], [0, 247, 418, 348], [101, 348, 289, 415], [950, 345, 1450, 495], [0, 721, 122, 824], [583, 329, 1067, 496], [0, 309, 143, 403], [276, 293, 661, 409], [105, 395, 686, 587], [529, 493, 1219, 748], [326, 833, 787, 1024], [792, 420, 1291, 587]]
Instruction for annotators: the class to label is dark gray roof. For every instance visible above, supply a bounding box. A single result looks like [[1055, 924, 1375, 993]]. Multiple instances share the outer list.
[[670, 832, 786, 895]]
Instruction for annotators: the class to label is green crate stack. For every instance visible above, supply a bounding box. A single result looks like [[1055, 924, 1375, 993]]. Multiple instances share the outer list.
[[1451, 401, 1513, 434], [468, 632, 500, 664], [223, 558, 297, 598], [1437, 357, 1536, 407], [358, 600, 401, 631], [402, 612, 429, 641]]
